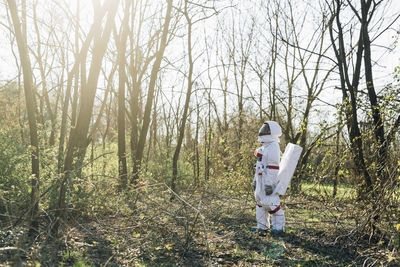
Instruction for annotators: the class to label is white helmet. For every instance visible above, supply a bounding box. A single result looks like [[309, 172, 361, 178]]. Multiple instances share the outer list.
[[258, 121, 282, 137]]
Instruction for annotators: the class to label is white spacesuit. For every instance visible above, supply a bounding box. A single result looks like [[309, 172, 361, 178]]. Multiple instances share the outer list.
[[253, 121, 285, 233], [253, 121, 303, 234]]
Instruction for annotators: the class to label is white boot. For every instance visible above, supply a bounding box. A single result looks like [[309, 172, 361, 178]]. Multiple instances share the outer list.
[[271, 208, 285, 232], [256, 205, 270, 230]]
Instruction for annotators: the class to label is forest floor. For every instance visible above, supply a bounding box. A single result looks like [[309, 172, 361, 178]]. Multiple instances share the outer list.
[[1, 182, 398, 266]]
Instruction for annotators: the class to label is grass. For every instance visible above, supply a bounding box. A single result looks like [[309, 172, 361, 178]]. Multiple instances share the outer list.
[[1, 179, 398, 266], [301, 181, 356, 201]]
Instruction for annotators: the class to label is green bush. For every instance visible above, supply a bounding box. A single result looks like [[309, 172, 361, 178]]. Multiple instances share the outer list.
[[0, 128, 30, 224]]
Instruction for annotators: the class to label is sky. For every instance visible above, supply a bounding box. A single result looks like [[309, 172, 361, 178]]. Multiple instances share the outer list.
[[0, 0, 399, 126], [1, 0, 399, 82]]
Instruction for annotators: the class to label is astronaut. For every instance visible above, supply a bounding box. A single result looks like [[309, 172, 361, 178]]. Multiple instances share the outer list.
[[252, 121, 285, 234]]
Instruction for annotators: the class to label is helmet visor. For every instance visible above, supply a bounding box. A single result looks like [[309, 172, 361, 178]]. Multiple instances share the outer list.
[[258, 123, 271, 136]]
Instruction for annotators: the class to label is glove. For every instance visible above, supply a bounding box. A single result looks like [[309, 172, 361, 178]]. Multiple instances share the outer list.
[[264, 185, 273, 195], [253, 180, 256, 191]]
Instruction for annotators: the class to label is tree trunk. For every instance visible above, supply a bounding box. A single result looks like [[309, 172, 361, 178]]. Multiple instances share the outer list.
[[328, 2, 372, 193], [360, 0, 387, 181], [333, 111, 343, 198], [116, 1, 131, 189], [8, 0, 40, 233], [53, 0, 119, 234], [71, 0, 80, 127], [171, 2, 194, 193], [132, 0, 173, 182]]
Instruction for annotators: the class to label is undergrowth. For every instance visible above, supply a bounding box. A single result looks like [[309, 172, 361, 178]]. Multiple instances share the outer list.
[[1, 176, 399, 266], [1, 140, 399, 266]]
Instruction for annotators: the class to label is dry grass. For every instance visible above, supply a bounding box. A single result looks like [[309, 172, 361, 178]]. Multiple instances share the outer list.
[[1, 180, 399, 266]]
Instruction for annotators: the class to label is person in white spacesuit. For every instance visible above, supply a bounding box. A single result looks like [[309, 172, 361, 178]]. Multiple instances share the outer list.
[[252, 121, 285, 235]]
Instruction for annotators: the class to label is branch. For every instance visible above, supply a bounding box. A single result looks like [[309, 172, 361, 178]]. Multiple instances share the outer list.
[[280, 37, 337, 64], [386, 114, 400, 147]]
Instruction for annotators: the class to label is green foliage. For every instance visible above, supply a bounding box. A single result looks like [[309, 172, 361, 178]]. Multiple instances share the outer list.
[[0, 128, 31, 222]]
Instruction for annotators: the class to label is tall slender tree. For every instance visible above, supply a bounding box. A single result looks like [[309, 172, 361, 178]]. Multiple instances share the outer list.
[[7, 0, 40, 232], [132, 0, 173, 182], [171, 0, 196, 193], [116, 0, 132, 189]]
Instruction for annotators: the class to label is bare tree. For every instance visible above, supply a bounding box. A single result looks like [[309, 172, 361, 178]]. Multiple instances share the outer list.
[[282, 0, 335, 191], [53, 0, 120, 234], [115, 0, 132, 188], [329, 2, 370, 191], [7, 0, 40, 232], [229, 19, 254, 150], [57, 1, 102, 173], [171, 0, 217, 193], [132, 0, 173, 182]]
